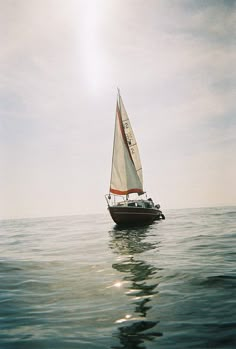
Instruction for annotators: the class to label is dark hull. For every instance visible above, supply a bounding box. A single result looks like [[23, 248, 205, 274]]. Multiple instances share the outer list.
[[108, 206, 163, 226]]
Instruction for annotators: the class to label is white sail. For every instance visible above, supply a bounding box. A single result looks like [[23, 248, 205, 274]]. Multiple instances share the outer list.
[[119, 95, 143, 185], [110, 93, 144, 195]]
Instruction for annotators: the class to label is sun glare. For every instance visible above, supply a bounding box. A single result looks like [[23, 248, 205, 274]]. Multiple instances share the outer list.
[[78, 1, 108, 93]]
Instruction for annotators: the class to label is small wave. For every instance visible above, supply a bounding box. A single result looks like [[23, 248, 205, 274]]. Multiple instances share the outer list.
[[201, 275, 236, 288]]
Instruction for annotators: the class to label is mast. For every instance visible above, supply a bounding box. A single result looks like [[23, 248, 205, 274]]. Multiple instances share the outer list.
[[109, 90, 120, 194]]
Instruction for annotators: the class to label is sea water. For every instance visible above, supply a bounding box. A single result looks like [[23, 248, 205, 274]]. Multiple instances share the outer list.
[[0, 206, 235, 349]]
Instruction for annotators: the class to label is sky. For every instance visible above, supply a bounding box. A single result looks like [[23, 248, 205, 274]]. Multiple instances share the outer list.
[[0, 0, 235, 219]]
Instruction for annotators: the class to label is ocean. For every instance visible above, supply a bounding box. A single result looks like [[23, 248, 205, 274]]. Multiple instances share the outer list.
[[0, 206, 235, 349]]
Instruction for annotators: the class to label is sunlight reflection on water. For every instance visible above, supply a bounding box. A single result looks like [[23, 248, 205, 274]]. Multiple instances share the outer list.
[[0, 208, 235, 348]]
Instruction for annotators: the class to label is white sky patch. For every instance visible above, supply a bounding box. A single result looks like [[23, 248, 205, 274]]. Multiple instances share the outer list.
[[77, 1, 110, 93], [0, 0, 235, 218]]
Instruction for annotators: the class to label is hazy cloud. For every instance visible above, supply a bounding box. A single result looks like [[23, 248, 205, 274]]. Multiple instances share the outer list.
[[0, 0, 235, 218]]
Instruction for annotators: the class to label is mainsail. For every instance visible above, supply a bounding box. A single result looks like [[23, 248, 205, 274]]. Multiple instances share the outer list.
[[110, 92, 144, 195]]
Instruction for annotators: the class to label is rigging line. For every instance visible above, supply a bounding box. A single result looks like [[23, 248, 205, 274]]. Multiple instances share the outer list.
[[109, 99, 119, 192]]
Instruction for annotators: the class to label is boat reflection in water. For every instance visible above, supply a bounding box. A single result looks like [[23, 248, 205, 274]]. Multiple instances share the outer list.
[[109, 225, 163, 349]]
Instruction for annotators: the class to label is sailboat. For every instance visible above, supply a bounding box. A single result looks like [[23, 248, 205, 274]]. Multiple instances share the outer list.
[[105, 91, 165, 226]]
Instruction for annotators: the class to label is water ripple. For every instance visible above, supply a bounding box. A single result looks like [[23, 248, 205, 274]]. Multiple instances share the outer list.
[[0, 208, 235, 348]]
